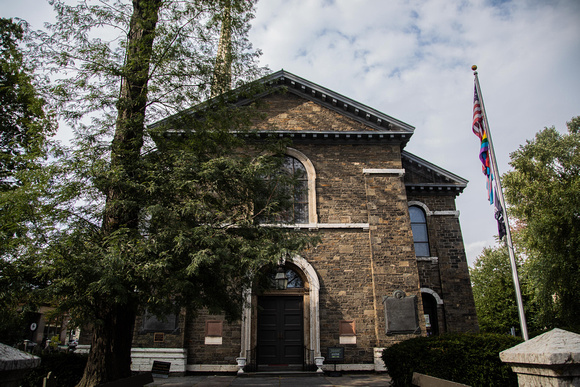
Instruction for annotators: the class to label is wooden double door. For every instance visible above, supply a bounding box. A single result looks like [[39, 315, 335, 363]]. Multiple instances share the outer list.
[[257, 296, 304, 366]]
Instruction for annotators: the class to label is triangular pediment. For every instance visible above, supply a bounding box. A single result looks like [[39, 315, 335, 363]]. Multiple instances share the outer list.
[[251, 70, 414, 135], [403, 151, 467, 195], [150, 70, 415, 146]]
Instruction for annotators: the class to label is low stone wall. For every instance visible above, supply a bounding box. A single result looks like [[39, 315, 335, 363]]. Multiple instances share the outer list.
[[130, 348, 187, 374], [186, 364, 238, 373]]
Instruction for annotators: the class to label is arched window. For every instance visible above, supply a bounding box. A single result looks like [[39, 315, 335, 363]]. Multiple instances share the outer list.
[[259, 149, 316, 225], [409, 206, 430, 257], [282, 156, 309, 224]]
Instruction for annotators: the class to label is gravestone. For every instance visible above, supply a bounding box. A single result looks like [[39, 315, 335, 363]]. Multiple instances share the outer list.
[[383, 290, 420, 335]]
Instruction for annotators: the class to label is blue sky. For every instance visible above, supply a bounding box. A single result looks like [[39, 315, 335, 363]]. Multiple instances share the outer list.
[[2, 0, 580, 265]]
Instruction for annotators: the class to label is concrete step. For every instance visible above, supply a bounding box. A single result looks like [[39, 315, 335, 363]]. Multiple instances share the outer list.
[[240, 371, 321, 377]]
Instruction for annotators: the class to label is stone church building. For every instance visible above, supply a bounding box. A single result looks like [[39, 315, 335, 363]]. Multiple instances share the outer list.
[[129, 70, 478, 374]]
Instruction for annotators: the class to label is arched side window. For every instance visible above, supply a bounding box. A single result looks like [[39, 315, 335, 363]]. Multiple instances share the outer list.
[[409, 206, 430, 257]]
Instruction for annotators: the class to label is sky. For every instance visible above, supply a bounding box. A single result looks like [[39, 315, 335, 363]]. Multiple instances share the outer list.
[[2, 0, 580, 266]]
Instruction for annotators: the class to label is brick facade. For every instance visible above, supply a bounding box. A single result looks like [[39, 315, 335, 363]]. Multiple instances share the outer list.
[[132, 71, 478, 372]]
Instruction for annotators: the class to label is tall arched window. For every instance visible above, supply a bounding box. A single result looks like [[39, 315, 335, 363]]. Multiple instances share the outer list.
[[409, 206, 430, 257], [281, 156, 309, 224], [259, 149, 316, 225]]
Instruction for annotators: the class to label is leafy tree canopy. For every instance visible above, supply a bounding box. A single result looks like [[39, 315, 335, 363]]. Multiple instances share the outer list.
[[0, 18, 55, 190], [503, 116, 580, 328], [470, 242, 538, 334]]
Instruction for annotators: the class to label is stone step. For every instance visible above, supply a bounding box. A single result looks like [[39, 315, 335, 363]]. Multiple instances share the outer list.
[[240, 371, 322, 377]]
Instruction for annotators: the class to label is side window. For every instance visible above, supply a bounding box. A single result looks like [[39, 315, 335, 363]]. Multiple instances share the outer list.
[[409, 206, 430, 257]]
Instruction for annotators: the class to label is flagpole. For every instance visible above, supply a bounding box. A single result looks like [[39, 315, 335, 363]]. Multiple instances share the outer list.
[[472, 65, 529, 341]]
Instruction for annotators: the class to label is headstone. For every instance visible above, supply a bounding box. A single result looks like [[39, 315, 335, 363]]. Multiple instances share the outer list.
[[383, 290, 420, 335]]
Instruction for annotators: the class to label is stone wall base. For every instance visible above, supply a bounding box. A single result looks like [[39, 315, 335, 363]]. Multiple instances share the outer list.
[[321, 363, 375, 372], [186, 364, 239, 373], [510, 365, 580, 387], [374, 347, 387, 372], [130, 348, 187, 374]]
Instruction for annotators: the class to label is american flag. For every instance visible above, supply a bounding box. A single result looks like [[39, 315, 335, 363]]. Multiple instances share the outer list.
[[472, 86, 484, 139]]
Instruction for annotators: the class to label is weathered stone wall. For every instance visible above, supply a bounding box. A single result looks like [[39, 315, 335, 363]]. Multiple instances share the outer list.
[[406, 192, 479, 333], [253, 93, 375, 133], [184, 311, 241, 365], [149, 91, 478, 367], [132, 311, 186, 349]]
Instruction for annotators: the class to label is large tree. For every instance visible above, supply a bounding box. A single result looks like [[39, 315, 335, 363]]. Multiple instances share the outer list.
[[0, 18, 56, 345], [503, 116, 580, 328], [17, 1, 312, 385], [470, 242, 537, 334]]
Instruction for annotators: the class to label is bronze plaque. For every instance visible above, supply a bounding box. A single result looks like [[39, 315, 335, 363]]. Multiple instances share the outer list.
[[383, 290, 420, 335]]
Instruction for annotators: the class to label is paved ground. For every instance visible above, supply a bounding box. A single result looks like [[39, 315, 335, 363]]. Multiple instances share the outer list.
[[145, 373, 392, 386]]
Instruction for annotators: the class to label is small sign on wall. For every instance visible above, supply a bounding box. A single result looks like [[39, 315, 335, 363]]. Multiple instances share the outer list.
[[151, 360, 171, 378]]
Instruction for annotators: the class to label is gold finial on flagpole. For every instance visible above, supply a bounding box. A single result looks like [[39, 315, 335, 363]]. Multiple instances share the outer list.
[[472, 65, 478, 73]]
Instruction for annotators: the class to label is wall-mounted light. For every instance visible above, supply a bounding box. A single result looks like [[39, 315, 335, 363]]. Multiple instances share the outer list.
[[275, 263, 288, 290]]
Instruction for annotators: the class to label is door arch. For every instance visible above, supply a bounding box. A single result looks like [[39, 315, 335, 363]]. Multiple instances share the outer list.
[[239, 255, 320, 363], [421, 292, 440, 336]]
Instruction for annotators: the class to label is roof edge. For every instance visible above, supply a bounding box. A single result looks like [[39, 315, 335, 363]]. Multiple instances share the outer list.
[[402, 151, 468, 186]]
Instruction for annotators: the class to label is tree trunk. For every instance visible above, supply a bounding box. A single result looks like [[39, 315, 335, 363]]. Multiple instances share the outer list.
[[103, 0, 161, 234], [78, 0, 162, 385], [76, 304, 137, 387]]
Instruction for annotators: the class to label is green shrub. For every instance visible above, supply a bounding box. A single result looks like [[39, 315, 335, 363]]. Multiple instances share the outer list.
[[382, 333, 522, 387], [21, 352, 87, 387]]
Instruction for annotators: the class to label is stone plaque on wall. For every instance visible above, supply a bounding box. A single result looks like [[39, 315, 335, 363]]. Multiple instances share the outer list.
[[383, 290, 420, 335], [141, 311, 179, 333]]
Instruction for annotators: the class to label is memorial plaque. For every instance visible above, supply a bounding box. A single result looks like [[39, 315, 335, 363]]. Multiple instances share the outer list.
[[383, 290, 420, 335], [141, 311, 179, 333], [153, 332, 164, 343]]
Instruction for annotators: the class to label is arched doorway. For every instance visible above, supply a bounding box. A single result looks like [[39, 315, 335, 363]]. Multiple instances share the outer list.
[[239, 255, 321, 371], [422, 293, 440, 336]]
